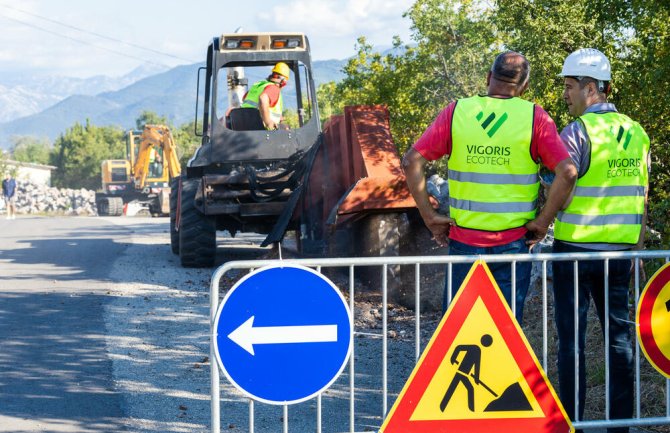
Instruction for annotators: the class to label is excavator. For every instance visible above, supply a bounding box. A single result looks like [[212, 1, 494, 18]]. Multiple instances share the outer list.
[[97, 124, 181, 216]]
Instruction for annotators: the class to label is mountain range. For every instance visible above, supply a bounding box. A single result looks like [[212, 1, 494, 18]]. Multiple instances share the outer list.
[[0, 59, 346, 149]]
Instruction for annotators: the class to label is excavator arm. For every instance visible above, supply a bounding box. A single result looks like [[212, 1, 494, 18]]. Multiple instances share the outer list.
[[133, 125, 181, 189]]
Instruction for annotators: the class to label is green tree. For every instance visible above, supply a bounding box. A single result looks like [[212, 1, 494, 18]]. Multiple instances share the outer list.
[[494, 0, 670, 246], [0, 150, 13, 177], [331, 0, 496, 161], [618, 1, 670, 247], [51, 120, 125, 190], [316, 81, 338, 125], [494, 0, 621, 129], [171, 121, 201, 169], [10, 136, 52, 165], [135, 111, 170, 130]]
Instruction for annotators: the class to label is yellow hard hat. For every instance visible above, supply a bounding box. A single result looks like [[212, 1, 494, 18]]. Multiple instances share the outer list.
[[272, 62, 290, 79]]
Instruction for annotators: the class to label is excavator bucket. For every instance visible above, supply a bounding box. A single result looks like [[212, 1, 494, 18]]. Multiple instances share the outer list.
[[299, 105, 417, 256]]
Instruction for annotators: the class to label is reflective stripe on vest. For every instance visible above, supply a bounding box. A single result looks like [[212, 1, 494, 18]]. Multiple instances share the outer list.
[[241, 80, 283, 124], [554, 112, 649, 244], [448, 96, 539, 231]]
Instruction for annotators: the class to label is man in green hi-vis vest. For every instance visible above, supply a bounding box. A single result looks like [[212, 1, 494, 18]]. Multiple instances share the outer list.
[[241, 62, 289, 130], [552, 48, 650, 433], [403, 51, 577, 323]]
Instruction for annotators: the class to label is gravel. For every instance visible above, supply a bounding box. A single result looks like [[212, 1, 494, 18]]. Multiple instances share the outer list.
[[103, 220, 214, 432], [101, 219, 434, 433], [9, 180, 97, 215]]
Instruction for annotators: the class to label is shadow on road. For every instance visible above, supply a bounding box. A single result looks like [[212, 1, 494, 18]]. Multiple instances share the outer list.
[[0, 291, 127, 432]]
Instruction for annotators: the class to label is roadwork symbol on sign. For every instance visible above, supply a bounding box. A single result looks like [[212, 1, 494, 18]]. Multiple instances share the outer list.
[[380, 260, 573, 433], [213, 264, 352, 405], [637, 262, 670, 379]]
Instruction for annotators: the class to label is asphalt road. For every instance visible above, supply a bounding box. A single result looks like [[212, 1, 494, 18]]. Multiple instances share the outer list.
[[0, 216, 417, 433], [0, 216, 131, 432]]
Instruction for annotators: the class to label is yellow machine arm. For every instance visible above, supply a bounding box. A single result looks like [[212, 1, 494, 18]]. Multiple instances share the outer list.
[[133, 125, 182, 189]]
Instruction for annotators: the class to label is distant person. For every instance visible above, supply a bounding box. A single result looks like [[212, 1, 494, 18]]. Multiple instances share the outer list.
[[552, 48, 649, 433], [240, 62, 290, 130], [403, 50, 577, 323], [2, 172, 17, 219]]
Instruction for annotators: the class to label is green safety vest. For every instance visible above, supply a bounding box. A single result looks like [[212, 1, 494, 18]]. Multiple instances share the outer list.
[[449, 96, 539, 231], [554, 112, 649, 245], [241, 80, 283, 125]]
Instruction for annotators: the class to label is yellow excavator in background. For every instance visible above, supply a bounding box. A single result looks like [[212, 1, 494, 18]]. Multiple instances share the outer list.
[[97, 124, 181, 216]]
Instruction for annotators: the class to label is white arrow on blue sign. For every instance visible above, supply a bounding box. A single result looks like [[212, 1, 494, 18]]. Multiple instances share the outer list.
[[213, 264, 353, 405]]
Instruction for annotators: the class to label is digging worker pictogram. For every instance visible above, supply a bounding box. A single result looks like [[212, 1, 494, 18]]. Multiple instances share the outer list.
[[403, 50, 577, 323], [440, 334, 494, 412]]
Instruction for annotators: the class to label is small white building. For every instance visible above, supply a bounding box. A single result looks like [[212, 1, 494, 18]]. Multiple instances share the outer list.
[[4, 159, 56, 186]]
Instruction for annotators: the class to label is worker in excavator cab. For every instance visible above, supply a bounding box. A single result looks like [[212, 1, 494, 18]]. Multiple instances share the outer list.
[[148, 146, 162, 177], [240, 62, 289, 130]]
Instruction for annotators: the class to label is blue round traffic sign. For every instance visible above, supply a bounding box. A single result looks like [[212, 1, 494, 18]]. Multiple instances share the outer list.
[[213, 264, 352, 404]]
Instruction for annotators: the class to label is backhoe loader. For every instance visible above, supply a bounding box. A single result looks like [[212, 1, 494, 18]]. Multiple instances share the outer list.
[[172, 32, 416, 267]]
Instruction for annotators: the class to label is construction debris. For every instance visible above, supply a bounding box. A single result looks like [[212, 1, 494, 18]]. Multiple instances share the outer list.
[[4, 180, 98, 216]]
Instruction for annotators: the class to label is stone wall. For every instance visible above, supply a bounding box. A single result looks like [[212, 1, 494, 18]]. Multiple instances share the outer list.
[[3, 180, 97, 216]]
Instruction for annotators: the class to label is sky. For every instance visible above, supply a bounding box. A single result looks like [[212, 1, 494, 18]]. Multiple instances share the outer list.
[[0, 0, 415, 79]]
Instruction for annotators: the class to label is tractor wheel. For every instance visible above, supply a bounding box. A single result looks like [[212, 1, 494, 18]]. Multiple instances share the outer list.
[[179, 178, 216, 268], [169, 176, 180, 255], [109, 197, 124, 216], [97, 197, 110, 216]]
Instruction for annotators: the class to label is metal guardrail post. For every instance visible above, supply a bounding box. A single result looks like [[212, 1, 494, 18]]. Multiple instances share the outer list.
[[382, 264, 388, 416], [349, 265, 355, 433], [604, 259, 611, 419]]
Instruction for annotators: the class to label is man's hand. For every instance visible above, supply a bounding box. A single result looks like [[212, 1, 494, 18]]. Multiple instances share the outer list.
[[527, 158, 577, 248], [425, 212, 454, 247], [402, 148, 454, 247], [524, 218, 549, 247]]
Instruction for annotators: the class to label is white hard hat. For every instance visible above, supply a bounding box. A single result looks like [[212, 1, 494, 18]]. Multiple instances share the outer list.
[[559, 48, 611, 81]]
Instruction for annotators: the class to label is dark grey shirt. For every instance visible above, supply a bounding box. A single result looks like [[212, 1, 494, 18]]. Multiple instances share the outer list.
[[559, 103, 650, 251]]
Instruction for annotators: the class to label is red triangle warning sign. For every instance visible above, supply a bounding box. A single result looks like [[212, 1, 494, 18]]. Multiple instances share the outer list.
[[380, 260, 573, 433]]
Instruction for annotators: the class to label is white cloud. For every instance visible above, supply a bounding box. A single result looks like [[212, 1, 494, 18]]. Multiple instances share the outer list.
[[290, 0, 410, 33], [256, 0, 414, 59], [0, 0, 415, 79]]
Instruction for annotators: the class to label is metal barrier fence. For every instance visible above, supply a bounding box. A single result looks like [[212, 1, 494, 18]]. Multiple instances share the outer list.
[[210, 250, 670, 433]]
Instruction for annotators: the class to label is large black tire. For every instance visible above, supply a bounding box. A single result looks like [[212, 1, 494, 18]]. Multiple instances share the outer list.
[[109, 197, 124, 216], [179, 178, 216, 267], [169, 176, 180, 255], [97, 197, 110, 216]]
